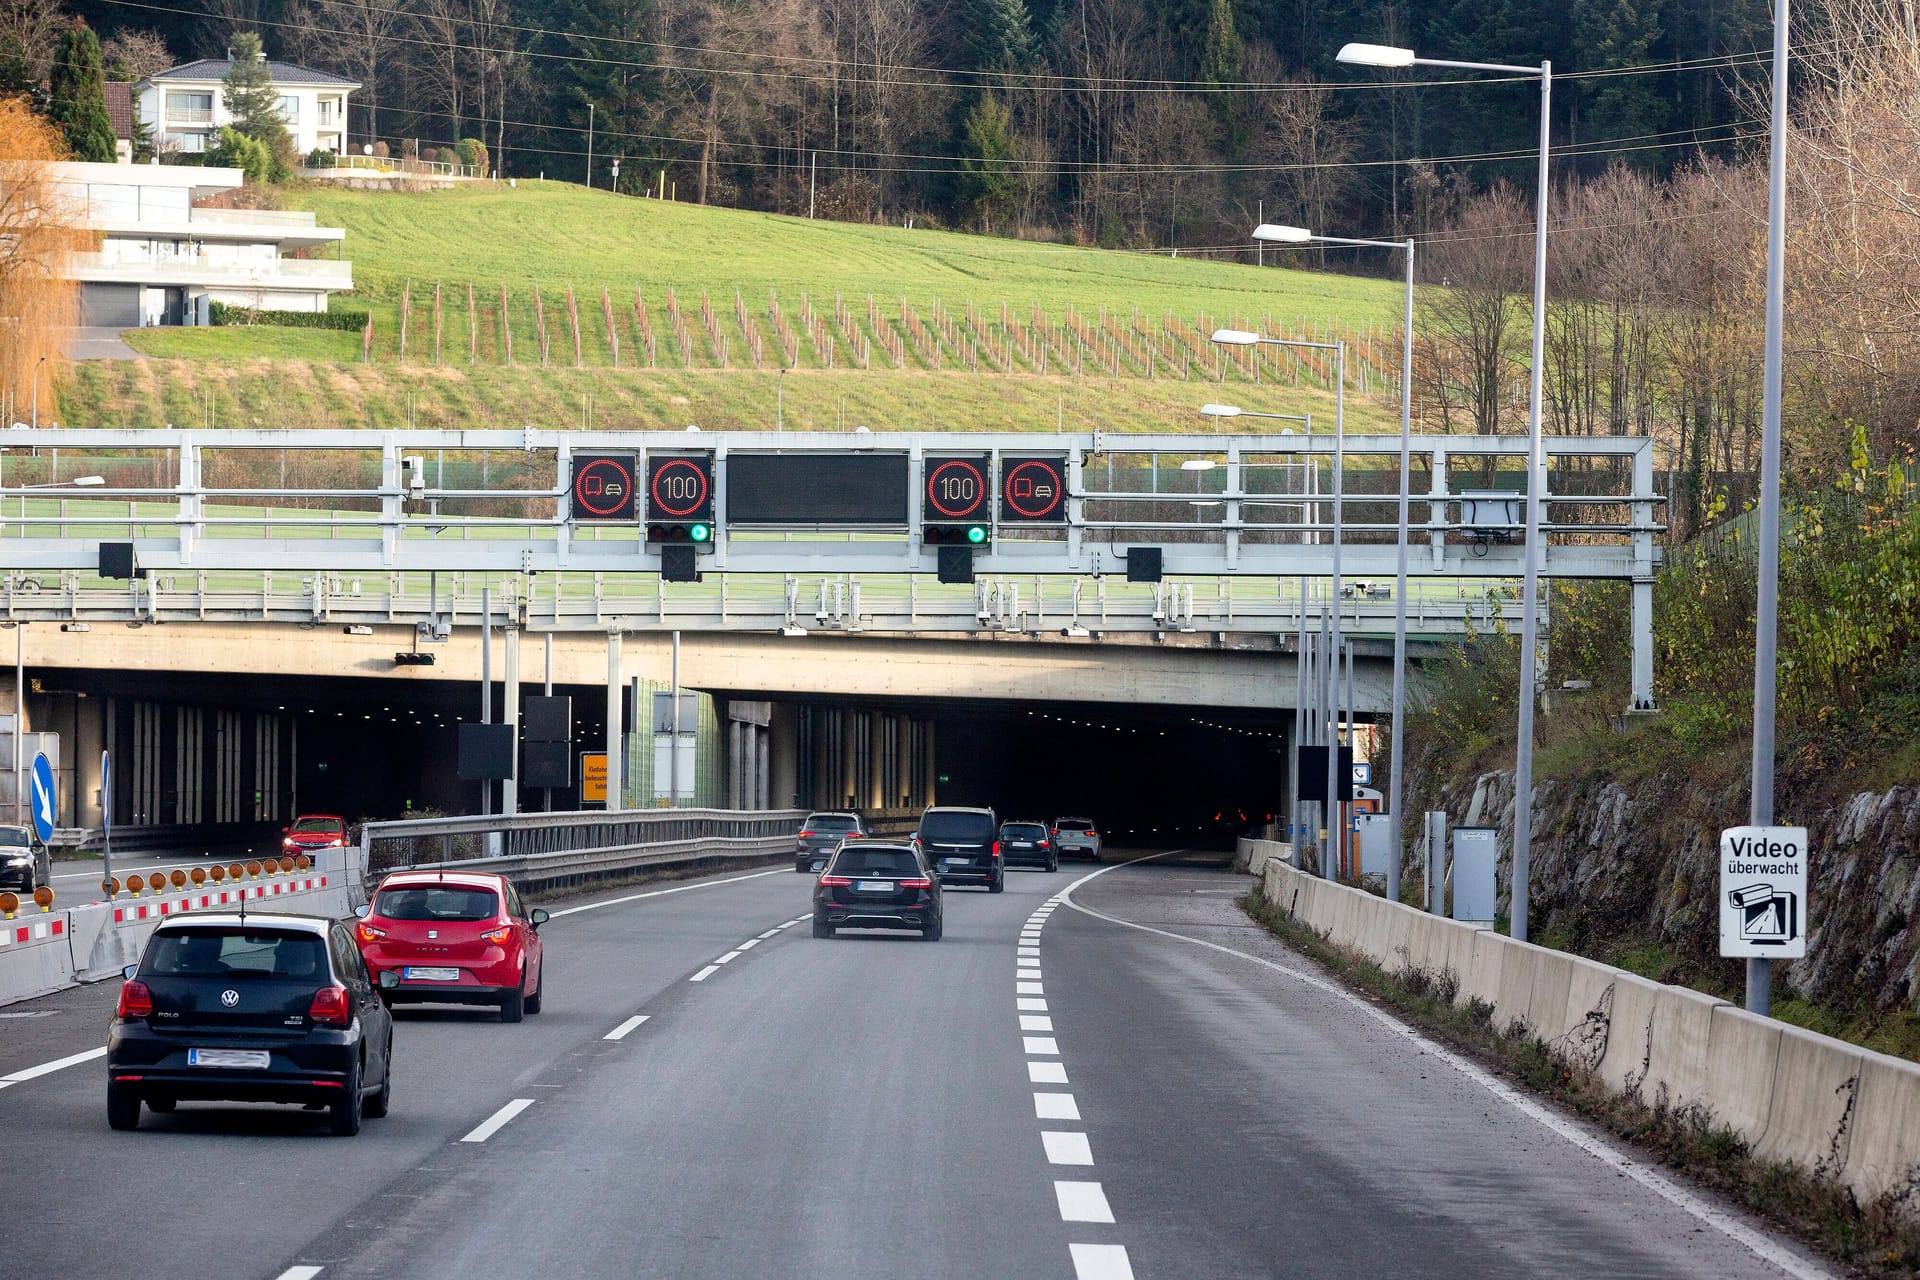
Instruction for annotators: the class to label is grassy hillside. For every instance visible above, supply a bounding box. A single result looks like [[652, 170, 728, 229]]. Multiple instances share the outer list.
[[60, 182, 1408, 435]]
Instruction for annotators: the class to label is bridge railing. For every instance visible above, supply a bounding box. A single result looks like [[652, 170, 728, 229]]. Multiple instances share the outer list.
[[359, 807, 805, 897]]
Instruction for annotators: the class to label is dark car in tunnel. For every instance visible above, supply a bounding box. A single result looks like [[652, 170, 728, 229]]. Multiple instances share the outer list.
[[998, 821, 1057, 872], [813, 842, 942, 939], [795, 812, 866, 874], [918, 806, 1002, 892]]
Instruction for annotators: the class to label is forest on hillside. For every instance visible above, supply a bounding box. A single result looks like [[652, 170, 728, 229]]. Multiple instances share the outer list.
[[6, 0, 1778, 243]]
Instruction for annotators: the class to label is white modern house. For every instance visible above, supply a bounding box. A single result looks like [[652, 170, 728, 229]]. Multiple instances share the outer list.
[[135, 54, 357, 158], [49, 161, 352, 326]]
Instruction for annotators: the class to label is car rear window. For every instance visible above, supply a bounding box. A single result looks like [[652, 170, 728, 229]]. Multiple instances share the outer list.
[[291, 817, 342, 834], [806, 815, 860, 832], [145, 928, 328, 980], [1056, 819, 1094, 831], [0, 825, 29, 847], [921, 811, 993, 842], [830, 847, 921, 878], [374, 885, 500, 922], [1003, 824, 1048, 839]]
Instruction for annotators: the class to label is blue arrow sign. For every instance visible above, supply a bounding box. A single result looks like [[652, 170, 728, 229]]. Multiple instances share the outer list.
[[29, 753, 55, 844]]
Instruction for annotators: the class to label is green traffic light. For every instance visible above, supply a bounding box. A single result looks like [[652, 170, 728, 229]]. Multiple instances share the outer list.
[[966, 525, 987, 544], [690, 523, 712, 543]]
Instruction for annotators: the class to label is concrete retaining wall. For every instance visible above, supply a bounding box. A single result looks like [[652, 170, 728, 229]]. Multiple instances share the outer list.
[[0, 849, 351, 1008], [1259, 857, 1920, 1210]]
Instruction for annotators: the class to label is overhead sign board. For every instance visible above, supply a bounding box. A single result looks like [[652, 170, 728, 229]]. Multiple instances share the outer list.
[[1000, 456, 1067, 523], [924, 455, 991, 524], [646, 454, 714, 524], [570, 453, 637, 521], [726, 452, 909, 526], [1720, 825, 1808, 959]]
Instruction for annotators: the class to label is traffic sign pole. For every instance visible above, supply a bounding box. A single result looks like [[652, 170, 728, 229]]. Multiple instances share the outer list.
[[101, 749, 111, 893]]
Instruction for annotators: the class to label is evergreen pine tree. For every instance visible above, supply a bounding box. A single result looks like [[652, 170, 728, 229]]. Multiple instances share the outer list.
[[957, 93, 1016, 232], [1572, 0, 1668, 150], [967, 0, 1037, 72], [46, 20, 116, 163], [1199, 0, 1242, 87], [222, 33, 295, 181]]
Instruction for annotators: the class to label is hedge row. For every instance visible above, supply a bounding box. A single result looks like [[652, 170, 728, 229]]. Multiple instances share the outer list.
[[208, 303, 369, 331]]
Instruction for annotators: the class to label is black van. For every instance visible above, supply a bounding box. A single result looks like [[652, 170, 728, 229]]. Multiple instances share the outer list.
[[917, 806, 1002, 892]]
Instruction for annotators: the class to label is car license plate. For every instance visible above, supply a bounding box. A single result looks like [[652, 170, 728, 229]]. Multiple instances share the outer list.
[[403, 965, 461, 981], [1012, 842, 1032, 848], [188, 1048, 269, 1069], [856, 879, 892, 892], [942, 857, 968, 867]]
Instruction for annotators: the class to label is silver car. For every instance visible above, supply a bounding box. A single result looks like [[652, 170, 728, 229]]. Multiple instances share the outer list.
[[1051, 818, 1102, 862], [0, 825, 37, 894], [795, 812, 866, 873]]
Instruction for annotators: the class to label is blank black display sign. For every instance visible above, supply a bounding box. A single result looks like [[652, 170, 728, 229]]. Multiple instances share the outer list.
[[726, 453, 910, 526]]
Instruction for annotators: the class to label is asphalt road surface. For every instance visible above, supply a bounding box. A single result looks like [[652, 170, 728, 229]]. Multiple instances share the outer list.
[[0, 853, 1836, 1280]]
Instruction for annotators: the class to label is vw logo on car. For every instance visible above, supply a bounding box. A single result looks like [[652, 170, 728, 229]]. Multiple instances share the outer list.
[[219, 989, 240, 1008]]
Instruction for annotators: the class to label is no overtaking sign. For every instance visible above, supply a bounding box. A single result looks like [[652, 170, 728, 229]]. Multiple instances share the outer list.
[[1719, 825, 1808, 959]]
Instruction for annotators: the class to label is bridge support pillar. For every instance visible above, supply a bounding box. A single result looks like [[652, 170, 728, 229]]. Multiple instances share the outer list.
[[606, 632, 623, 811], [502, 628, 519, 815]]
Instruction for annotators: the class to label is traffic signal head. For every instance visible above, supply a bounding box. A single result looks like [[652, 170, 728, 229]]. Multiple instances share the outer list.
[[647, 522, 713, 545], [689, 522, 712, 543], [923, 524, 989, 546]]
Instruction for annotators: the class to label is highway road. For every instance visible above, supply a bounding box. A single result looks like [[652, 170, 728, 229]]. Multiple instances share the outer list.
[[0, 853, 1836, 1280]]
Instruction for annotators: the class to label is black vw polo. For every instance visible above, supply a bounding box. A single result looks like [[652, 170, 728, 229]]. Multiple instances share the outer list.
[[812, 842, 943, 939], [106, 912, 397, 1136]]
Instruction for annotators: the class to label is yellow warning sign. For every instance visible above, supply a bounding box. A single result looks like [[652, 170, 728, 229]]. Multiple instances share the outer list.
[[580, 753, 608, 804]]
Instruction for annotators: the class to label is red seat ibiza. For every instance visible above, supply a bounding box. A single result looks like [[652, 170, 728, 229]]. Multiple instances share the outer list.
[[354, 871, 547, 1022]]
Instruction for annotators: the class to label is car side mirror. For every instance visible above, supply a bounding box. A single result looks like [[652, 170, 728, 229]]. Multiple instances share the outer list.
[[376, 969, 399, 990], [121, 963, 138, 980], [529, 908, 550, 929], [353, 903, 371, 919]]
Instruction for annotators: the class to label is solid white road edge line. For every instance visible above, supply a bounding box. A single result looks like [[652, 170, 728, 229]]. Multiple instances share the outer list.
[[0, 1046, 107, 1089], [1057, 856, 1835, 1280], [1053, 1181, 1115, 1224], [548, 868, 787, 918], [1068, 1243, 1135, 1280], [604, 1015, 651, 1041], [459, 1098, 535, 1144]]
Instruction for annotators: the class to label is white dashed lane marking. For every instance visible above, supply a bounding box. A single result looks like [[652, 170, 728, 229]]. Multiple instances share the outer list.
[[1028, 1060, 1069, 1084], [604, 1016, 650, 1041], [459, 1098, 534, 1144], [1034, 1092, 1080, 1120], [1017, 997, 1048, 1011], [1020, 1015, 1054, 1032], [1042, 1131, 1094, 1166], [1023, 1036, 1060, 1056], [1069, 1243, 1136, 1280], [689, 965, 719, 982], [1054, 1181, 1115, 1224]]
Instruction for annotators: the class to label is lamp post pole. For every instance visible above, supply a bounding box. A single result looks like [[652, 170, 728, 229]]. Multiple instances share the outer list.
[[1339, 41, 1552, 941], [1207, 333, 1347, 879], [1251, 226, 1416, 903], [1747, 0, 1790, 1016]]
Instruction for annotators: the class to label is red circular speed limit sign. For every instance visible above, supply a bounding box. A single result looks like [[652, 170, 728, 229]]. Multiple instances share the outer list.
[[649, 457, 711, 519], [926, 458, 989, 520]]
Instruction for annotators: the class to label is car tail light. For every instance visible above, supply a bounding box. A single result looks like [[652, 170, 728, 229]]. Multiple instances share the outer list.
[[1038, 841, 1051, 849], [483, 926, 514, 944], [798, 830, 815, 840], [899, 877, 932, 889], [356, 923, 386, 943], [309, 986, 352, 1026], [116, 980, 153, 1018], [1088, 831, 1099, 839], [992, 841, 1002, 860], [818, 875, 853, 887]]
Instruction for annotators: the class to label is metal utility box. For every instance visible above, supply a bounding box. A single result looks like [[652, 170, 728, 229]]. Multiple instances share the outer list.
[[1452, 826, 1500, 924]]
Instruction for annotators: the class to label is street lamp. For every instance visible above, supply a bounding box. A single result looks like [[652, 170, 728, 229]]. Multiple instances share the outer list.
[[29, 356, 47, 430], [1340, 38, 1552, 943], [1211, 329, 1346, 879], [1252, 223, 1416, 908]]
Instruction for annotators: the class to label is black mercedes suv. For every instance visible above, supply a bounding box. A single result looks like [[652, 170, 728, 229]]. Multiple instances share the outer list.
[[918, 806, 1002, 892]]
